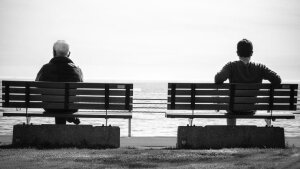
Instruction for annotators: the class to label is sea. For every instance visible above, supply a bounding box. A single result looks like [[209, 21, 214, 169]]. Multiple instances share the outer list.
[[0, 82, 300, 137]]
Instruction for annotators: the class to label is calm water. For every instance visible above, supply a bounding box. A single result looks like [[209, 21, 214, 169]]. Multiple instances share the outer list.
[[1, 82, 300, 137]]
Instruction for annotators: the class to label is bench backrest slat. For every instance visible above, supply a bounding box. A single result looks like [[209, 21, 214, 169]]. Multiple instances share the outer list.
[[168, 83, 298, 111], [2, 81, 133, 111]]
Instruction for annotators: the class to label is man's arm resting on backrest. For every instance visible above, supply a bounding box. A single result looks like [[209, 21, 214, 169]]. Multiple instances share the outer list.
[[215, 63, 231, 84], [262, 65, 281, 86]]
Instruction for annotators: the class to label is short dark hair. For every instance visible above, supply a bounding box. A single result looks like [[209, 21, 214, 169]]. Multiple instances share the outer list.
[[237, 39, 253, 57]]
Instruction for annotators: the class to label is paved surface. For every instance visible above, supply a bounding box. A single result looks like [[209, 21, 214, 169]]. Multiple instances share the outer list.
[[1, 135, 299, 148]]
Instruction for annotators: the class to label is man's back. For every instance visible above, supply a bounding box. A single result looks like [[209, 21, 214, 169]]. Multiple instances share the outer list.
[[36, 57, 83, 82], [215, 60, 281, 85]]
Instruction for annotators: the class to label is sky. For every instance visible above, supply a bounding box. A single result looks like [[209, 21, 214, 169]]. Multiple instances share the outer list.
[[0, 0, 300, 82]]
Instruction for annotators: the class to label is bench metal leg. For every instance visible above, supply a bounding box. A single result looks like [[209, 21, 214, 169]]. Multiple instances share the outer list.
[[25, 108, 31, 124], [227, 118, 236, 126], [128, 118, 131, 137], [265, 119, 272, 127], [188, 118, 193, 126]]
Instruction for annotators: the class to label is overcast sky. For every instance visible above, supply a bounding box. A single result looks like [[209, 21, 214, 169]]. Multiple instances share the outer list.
[[0, 0, 299, 82]]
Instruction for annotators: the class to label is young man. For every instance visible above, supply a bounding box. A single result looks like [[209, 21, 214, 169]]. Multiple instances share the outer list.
[[36, 40, 83, 125], [215, 39, 281, 125]]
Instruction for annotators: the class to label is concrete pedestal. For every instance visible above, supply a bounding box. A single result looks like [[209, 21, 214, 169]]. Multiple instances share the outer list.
[[12, 124, 120, 148], [177, 125, 285, 149]]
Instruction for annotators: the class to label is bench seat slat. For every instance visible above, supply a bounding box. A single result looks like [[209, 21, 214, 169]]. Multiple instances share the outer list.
[[3, 88, 66, 95], [235, 90, 296, 97], [7, 95, 65, 102], [167, 103, 296, 111], [168, 90, 230, 96], [166, 113, 295, 119], [168, 83, 298, 90], [167, 89, 296, 97], [4, 102, 132, 110], [2, 88, 133, 97], [232, 104, 296, 111], [2, 81, 134, 90], [5, 102, 65, 109], [3, 112, 132, 119], [69, 103, 131, 110], [168, 83, 230, 89], [167, 97, 297, 104], [2, 81, 66, 88], [71, 89, 133, 96], [69, 83, 133, 89], [70, 96, 132, 103], [3, 95, 132, 104], [167, 104, 229, 110], [168, 97, 230, 103]]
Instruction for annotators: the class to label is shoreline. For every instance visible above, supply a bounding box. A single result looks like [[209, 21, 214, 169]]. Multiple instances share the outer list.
[[1, 135, 299, 148]]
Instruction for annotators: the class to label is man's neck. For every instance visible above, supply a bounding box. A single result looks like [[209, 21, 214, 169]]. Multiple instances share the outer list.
[[239, 57, 250, 64]]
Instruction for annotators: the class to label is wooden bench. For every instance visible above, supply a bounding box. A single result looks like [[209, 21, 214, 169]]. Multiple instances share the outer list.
[[1, 80, 133, 136], [167, 83, 298, 126]]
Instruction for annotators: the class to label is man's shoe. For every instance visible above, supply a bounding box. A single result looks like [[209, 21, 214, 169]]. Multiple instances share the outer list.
[[73, 118, 80, 125], [66, 117, 80, 125]]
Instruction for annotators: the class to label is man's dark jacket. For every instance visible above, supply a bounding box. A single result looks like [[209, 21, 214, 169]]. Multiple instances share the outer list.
[[215, 61, 281, 85], [36, 56, 83, 113], [215, 60, 281, 114], [36, 56, 83, 82]]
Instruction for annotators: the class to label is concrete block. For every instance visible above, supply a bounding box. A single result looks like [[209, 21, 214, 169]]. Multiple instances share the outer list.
[[177, 125, 285, 149], [12, 124, 120, 148]]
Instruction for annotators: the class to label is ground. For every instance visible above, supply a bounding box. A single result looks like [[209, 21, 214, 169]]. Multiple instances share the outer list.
[[0, 147, 299, 169]]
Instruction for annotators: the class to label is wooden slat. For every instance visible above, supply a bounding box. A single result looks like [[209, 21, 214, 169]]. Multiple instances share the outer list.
[[2, 81, 71, 89], [3, 112, 132, 119], [4, 102, 133, 110], [71, 89, 133, 96], [166, 113, 295, 119], [168, 83, 298, 90], [168, 90, 230, 96], [29, 82, 67, 88], [31, 88, 66, 95], [167, 104, 229, 110], [7, 95, 65, 102], [167, 97, 230, 103], [280, 84, 298, 90], [5, 95, 132, 104], [233, 83, 271, 89], [168, 96, 297, 105], [69, 96, 131, 103], [3, 88, 26, 94], [4, 102, 65, 109], [232, 104, 296, 111], [3, 84, 133, 96], [70, 96, 105, 102], [168, 83, 230, 89], [69, 83, 133, 89], [234, 90, 296, 97], [233, 97, 297, 104], [69, 103, 130, 110], [2, 81, 134, 90], [167, 103, 296, 111]]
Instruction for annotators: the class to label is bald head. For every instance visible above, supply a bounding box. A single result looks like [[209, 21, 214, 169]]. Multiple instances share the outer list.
[[53, 40, 70, 57]]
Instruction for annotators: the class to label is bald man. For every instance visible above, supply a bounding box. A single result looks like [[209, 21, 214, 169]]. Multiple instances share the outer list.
[[36, 40, 83, 124]]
